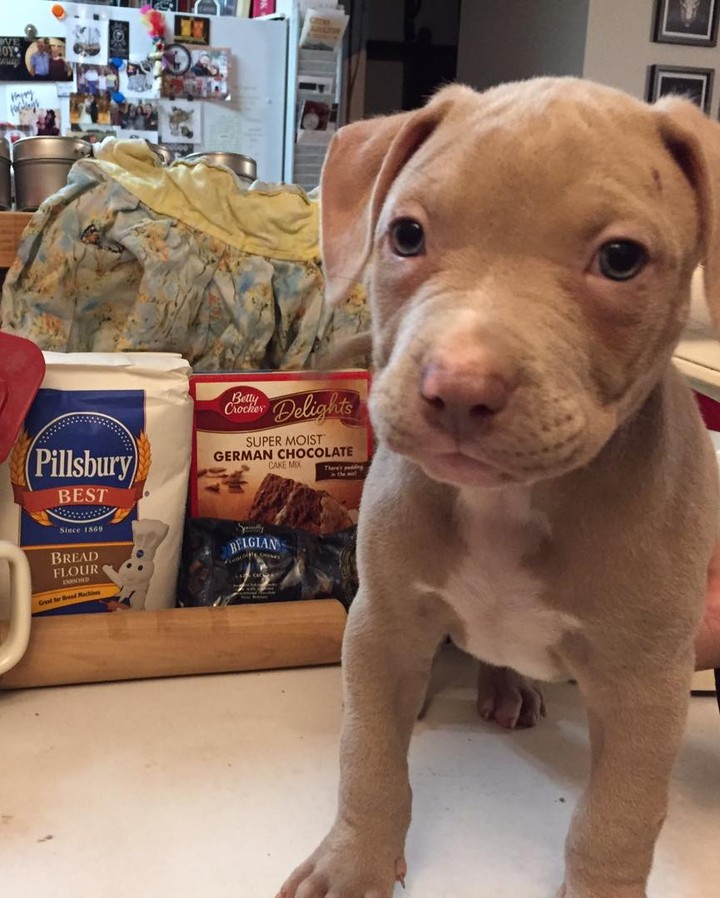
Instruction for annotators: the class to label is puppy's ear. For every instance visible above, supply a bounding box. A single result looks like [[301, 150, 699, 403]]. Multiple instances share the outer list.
[[320, 92, 456, 305], [656, 97, 720, 329]]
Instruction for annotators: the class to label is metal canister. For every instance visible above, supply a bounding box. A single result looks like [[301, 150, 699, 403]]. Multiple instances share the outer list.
[[0, 137, 11, 210], [183, 152, 257, 185], [147, 142, 176, 166], [12, 136, 93, 212]]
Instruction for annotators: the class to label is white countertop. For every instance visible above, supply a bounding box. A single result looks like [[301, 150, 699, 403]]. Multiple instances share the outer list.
[[1, 647, 718, 898]]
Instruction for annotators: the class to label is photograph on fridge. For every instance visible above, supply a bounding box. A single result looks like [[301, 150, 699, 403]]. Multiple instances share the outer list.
[[76, 64, 120, 98], [120, 62, 160, 99], [64, 18, 110, 65], [0, 37, 74, 82], [162, 48, 229, 100], [113, 99, 160, 133], [70, 93, 158, 133], [2, 84, 63, 137], [174, 15, 211, 46], [159, 98, 202, 143], [17, 106, 61, 136]]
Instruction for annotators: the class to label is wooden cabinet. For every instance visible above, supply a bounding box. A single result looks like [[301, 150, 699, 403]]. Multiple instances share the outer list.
[[0, 212, 31, 269]]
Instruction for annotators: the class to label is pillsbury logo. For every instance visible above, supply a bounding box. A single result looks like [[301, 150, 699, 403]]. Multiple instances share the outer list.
[[11, 410, 151, 528]]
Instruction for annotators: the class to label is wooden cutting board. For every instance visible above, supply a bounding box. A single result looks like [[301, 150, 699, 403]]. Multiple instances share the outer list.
[[0, 600, 346, 689]]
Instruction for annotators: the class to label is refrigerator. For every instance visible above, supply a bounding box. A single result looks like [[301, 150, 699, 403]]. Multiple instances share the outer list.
[[0, 0, 342, 185]]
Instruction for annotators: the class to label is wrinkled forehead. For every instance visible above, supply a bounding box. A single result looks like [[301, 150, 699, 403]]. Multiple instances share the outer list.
[[385, 89, 696, 241]]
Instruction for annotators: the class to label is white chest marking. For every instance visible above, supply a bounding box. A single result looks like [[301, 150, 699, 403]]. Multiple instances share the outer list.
[[433, 486, 578, 681]]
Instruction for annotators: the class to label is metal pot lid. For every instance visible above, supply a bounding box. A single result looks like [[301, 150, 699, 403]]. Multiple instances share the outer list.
[[146, 142, 176, 165], [184, 151, 257, 180], [12, 136, 93, 164]]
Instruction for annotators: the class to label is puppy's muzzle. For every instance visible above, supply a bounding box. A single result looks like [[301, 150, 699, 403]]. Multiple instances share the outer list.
[[419, 345, 518, 441]]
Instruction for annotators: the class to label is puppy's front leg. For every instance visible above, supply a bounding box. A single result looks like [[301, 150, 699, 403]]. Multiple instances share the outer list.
[[277, 587, 446, 898], [559, 652, 695, 898]]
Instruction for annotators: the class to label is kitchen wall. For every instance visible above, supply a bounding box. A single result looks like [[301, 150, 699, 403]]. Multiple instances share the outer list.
[[457, 0, 720, 115], [583, 0, 720, 115]]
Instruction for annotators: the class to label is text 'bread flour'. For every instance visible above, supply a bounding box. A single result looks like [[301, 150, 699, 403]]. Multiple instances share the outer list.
[[0, 353, 193, 616]]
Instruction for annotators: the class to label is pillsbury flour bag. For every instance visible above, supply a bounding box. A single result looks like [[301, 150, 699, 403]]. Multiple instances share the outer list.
[[0, 353, 192, 615]]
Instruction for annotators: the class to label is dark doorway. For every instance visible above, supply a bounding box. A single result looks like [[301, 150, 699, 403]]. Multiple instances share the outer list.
[[357, 0, 461, 115]]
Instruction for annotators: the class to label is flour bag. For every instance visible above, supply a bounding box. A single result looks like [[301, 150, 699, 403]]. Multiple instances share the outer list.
[[0, 353, 192, 615]]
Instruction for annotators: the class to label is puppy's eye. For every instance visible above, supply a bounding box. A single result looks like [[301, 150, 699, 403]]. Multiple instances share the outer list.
[[597, 241, 647, 281], [390, 218, 425, 257]]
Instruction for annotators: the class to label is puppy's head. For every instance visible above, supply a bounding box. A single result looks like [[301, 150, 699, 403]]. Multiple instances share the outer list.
[[320, 78, 720, 488]]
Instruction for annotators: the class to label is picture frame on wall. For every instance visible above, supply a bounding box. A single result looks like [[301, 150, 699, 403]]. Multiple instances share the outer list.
[[653, 0, 719, 46], [646, 64, 714, 113]]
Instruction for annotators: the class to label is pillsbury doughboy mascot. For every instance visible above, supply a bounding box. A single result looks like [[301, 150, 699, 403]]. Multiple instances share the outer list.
[[102, 519, 169, 611]]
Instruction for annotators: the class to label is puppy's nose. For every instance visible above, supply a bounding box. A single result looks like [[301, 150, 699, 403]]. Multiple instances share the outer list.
[[420, 353, 515, 435]]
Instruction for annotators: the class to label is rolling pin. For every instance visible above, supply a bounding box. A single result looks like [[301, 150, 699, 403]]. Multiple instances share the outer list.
[[0, 600, 346, 690]]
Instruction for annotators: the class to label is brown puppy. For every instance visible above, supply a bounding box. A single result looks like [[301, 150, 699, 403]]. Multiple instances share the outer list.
[[278, 78, 720, 898]]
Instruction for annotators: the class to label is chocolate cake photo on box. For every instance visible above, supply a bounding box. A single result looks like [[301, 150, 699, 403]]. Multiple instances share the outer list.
[[247, 473, 354, 535], [189, 371, 372, 526]]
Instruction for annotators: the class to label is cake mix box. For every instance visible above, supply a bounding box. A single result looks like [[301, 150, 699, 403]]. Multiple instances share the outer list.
[[189, 371, 371, 531]]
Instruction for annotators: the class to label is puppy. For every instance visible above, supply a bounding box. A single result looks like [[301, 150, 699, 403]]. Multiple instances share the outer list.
[[278, 78, 720, 898]]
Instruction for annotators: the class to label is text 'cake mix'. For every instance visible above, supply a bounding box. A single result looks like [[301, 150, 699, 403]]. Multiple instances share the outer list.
[[189, 371, 372, 532]]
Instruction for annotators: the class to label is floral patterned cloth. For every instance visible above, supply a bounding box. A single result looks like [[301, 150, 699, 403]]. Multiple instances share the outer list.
[[0, 142, 368, 371]]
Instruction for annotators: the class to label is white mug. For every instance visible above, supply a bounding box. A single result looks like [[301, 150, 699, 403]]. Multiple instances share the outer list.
[[0, 541, 32, 676]]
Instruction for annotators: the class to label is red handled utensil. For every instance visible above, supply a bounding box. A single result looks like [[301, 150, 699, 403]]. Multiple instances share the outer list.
[[0, 332, 45, 464]]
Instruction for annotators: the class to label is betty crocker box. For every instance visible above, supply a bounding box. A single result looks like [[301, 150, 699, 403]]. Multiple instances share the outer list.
[[189, 371, 372, 532]]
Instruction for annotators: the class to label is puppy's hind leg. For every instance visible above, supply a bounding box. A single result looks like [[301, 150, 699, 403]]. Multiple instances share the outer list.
[[476, 661, 546, 729], [416, 647, 546, 728]]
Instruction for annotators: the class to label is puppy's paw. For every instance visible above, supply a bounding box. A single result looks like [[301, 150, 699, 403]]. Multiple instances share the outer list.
[[277, 828, 404, 898], [476, 662, 546, 729]]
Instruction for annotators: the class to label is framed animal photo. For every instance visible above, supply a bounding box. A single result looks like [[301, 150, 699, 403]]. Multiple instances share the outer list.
[[646, 64, 714, 113], [653, 0, 719, 46]]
